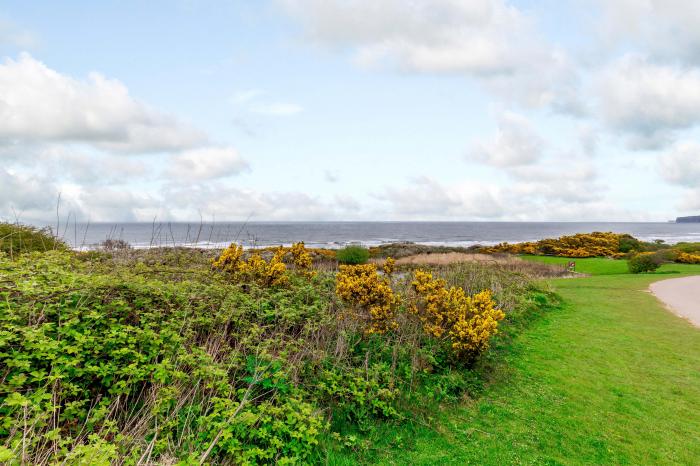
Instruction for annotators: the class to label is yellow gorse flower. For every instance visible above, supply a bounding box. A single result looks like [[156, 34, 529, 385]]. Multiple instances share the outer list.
[[212, 243, 288, 287], [483, 232, 625, 258], [411, 270, 504, 358], [289, 241, 316, 277], [677, 252, 700, 264], [335, 264, 399, 335], [382, 257, 396, 276]]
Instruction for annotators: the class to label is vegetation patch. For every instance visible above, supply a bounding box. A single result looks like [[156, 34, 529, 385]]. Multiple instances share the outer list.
[[0, 241, 547, 464], [336, 245, 370, 265], [0, 222, 67, 258]]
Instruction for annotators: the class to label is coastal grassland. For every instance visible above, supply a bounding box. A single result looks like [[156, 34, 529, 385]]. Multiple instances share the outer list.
[[0, 245, 547, 464], [336, 267, 700, 464], [522, 254, 700, 276]]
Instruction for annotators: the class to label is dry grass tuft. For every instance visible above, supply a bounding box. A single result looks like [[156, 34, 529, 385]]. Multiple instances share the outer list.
[[373, 253, 571, 278]]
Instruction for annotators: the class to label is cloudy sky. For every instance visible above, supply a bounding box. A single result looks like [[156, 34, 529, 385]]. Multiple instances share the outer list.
[[1, 0, 699, 223]]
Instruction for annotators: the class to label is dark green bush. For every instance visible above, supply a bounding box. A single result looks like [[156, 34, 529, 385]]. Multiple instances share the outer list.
[[336, 245, 370, 264], [618, 234, 642, 253], [628, 253, 662, 273], [0, 222, 67, 257]]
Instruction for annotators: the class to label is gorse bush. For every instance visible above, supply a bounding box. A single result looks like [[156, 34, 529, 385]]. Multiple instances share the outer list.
[[212, 243, 288, 286], [335, 262, 399, 335], [481, 231, 700, 267], [0, 222, 67, 257], [483, 232, 626, 258], [676, 251, 700, 264], [411, 270, 504, 359], [336, 245, 370, 264]]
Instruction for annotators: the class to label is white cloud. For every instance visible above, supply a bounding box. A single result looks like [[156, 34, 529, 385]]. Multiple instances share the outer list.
[[0, 53, 206, 153], [281, 0, 538, 76], [659, 142, 700, 187], [597, 1, 700, 65], [469, 112, 543, 167], [163, 183, 360, 221], [377, 171, 623, 221], [680, 189, 700, 211], [597, 55, 700, 148], [249, 103, 304, 116], [280, 0, 582, 113], [166, 146, 249, 181], [0, 168, 59, 220]]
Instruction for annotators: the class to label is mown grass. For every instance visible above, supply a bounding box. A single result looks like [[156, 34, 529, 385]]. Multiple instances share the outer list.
[[332, 267, 700, 464], [522, 254, 700, 276]]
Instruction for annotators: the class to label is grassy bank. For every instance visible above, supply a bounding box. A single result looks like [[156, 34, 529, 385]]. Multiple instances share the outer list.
[[339, 264, 700, 464]]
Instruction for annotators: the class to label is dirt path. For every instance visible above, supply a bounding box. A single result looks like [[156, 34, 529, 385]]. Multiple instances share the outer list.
[[649, 276, 700, 328]]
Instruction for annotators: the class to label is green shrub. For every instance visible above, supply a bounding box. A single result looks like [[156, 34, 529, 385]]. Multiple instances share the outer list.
[[336, 245, 370, 264], [628, 253, 662, 273], [618, 234, 642, 253], [674, 242, 700, 254], [0, 222, 67, 257]]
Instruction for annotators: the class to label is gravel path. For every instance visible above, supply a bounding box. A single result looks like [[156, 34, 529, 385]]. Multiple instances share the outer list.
[[649, 276, 700, 328]]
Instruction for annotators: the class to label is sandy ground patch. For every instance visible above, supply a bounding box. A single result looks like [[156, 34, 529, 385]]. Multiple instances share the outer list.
[[649, 276, 700, 328]]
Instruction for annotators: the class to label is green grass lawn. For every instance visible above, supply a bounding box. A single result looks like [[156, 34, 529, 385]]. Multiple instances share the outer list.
[[331, 267, 700, 464], [521, 254, 700, 276]]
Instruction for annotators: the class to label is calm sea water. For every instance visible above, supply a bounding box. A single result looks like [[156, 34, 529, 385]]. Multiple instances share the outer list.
[[53, 221, 700, 250]]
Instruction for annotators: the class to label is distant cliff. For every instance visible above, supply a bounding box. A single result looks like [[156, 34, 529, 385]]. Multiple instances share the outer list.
[[676, 215, 700, 223]]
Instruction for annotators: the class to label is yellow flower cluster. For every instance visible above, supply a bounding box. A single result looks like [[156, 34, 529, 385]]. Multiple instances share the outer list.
[[411, 270, 504, 358], [240, 248, 289, 287], [212, 243, 288, 286], [483, 232, 624, 258], [211, 243, 244, 273], [335, 264, 399, 335], [677, 252, 700, 264], [289, 241, 316, 277], [382, 257, 396, 276]]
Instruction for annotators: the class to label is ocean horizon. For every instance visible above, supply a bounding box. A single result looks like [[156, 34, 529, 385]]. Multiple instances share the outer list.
[[47, 221, 700, 250]]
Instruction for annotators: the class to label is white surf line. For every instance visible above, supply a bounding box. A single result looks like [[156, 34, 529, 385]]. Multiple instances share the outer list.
[[649, 276, 700, 328]]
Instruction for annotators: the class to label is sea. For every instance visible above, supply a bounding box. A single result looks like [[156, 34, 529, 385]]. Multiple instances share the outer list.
[[51, 221, 700, 250]]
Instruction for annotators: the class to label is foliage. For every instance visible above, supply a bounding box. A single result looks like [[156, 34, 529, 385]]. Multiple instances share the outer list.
[[368, 243, 479, 259], [628, 252, 663, 273], [483, 232, 625, 258], [676, 251, 700, 264], [483, 232, 700, 267], [212, 243, 288, 286], [382, 257, 396, 276], [0, 222, 67, 257], [289, 241, 316, 277], [410, 270, 504, 360], [100, 238, 131, 250], [336, 245, 370, 264], [0, 243, 545, 463], [335, 263, 399, 334]]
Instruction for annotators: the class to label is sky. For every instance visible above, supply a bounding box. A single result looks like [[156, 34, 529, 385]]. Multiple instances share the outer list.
[[1, 0, 699, 223]]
